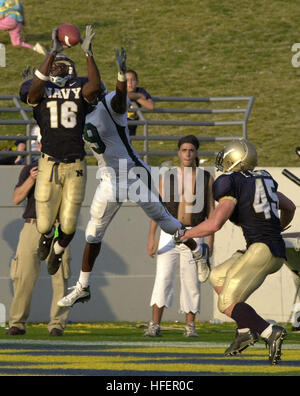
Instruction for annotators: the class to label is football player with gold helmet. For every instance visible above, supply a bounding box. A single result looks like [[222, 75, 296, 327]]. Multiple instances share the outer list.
[[20, 26, 101, 276], [181, 138, 296, 365]]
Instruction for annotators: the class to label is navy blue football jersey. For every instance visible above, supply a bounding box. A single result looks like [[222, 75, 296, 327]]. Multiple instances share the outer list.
[[213, 170, 286, 259], [20, 77, 89, 160]]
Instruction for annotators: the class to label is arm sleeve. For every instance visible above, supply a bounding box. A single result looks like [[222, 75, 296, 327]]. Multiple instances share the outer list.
[[138, 87, 152, 100], [15, 165, 31, 189], [213, 174, 236, 202]]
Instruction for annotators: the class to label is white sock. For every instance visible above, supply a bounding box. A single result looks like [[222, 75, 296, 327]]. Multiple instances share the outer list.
[[238, 328, 250, 334], [54, 240, 64, 255], [79, 271, 91, 289], [261, 324, 273, 339]]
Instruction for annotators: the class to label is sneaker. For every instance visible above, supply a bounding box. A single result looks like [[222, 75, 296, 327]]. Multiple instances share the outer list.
[[263, 325, 287, 365], [184, 322, 199, 338], [33, 42, 48, 56], [57, 282, 91, 307], [38, 234, 54, 261], [49, 328, 63, 337], [225, 329, 258, 356], [47, 241, 64, 275], [193, 243, 211, 283], [144, 321, 162, 337], [7, 326, 26, 336]]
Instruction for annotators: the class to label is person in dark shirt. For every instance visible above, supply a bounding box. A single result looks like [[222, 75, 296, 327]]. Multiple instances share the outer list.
[[0, 139, 26, 165], [7, 137, 71, 337], [126, 69, 154, 136], [181, 138, 296, 365], [19, 25, 102, 276]]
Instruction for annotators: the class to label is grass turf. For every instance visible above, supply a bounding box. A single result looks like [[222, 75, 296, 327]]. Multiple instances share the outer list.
[[0, 322, 300, 376], [0, 321, 299, 344]]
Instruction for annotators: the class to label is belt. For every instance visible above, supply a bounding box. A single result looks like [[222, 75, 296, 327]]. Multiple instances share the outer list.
[[41, 153, 84, 164], [25, 218, 37, 224]]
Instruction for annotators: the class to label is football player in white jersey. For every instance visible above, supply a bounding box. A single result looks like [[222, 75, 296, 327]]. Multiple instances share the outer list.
[[58, 48, 208, 308]]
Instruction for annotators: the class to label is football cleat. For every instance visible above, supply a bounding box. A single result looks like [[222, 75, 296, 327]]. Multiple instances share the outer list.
[[184, 322, 199, 338], [47, 240, 64, 275], [38, 234, 54, 261], [263, 325, 287, 365], [225, 329, 258, 356], [144, 321, 162, 337], [193, 243, 211, 283], [57, 282, 91, 307]]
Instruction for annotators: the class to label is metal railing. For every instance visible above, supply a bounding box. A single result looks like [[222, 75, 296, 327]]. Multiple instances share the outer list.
[[0, 94, 255, 164]]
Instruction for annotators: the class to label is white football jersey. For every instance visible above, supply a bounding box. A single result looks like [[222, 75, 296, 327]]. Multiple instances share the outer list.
[[84, 91, 145, 177]]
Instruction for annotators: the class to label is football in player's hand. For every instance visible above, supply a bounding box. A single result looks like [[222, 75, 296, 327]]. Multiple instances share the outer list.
[[57, 24, 81, 47]]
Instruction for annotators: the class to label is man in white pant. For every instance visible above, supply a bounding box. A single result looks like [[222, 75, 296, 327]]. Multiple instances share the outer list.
[[57, 49, 208, 308], [146, 135, 215, 337]]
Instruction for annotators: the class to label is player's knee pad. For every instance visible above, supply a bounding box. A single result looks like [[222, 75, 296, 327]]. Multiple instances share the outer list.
[[217, 293, 231, 313], [36, 217, 54, 236], [85, 220, 104, 244]]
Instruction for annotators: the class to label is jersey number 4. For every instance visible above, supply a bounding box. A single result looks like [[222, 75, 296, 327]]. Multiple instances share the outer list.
[[253, 178, 279, 219]]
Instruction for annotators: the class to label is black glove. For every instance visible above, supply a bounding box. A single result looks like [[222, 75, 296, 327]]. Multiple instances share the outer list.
[[50, 27, 64, 54], [81, 25, 95, 56]]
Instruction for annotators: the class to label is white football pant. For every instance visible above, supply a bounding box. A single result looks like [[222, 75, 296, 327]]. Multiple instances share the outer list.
[[150, 230, 202, 314], [85, 173, 182, 244]]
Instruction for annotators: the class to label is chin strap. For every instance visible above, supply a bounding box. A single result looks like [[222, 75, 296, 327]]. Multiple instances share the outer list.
[[49, 74, 71, 87]]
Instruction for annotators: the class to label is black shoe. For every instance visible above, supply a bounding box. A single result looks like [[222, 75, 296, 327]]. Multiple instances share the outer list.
[[292, 326, 300, 332], [263, 325, 287, 365], [7, 326, 26, 336], [49, 328, 63, 336], [38, 234, 54, 261], [47, 241, 64, 275], [225, 329, 258, 356]]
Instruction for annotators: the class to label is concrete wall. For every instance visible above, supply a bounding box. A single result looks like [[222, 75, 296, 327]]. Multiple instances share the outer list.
[[0, 166, 299, 324]]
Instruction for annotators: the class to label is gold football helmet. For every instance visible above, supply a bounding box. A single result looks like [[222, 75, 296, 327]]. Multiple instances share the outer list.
[[215, 138, 257, 172]]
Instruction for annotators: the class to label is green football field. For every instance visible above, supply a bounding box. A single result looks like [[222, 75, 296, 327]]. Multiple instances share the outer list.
[[0, 322, 299, 376]]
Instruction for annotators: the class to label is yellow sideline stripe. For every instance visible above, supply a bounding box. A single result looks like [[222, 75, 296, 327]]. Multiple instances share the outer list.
[[0, 347, 299, 375]]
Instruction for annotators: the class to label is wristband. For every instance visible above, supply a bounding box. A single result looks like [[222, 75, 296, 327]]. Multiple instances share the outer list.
[[34, 70, 49, 81], [117, 72, 126, 82]]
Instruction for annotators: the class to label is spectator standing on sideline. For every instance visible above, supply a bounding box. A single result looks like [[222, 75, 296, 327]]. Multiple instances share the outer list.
[[7, 133, 71, 337], [145, 135, 214, 337], [19, 25, 101, 276], [0, 0, 46, 55], [126, 69, 154, 136]]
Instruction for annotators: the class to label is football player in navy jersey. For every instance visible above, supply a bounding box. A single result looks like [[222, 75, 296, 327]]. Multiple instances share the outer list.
[[181, 139, 296, 365], [19, 25, 102, 276]]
